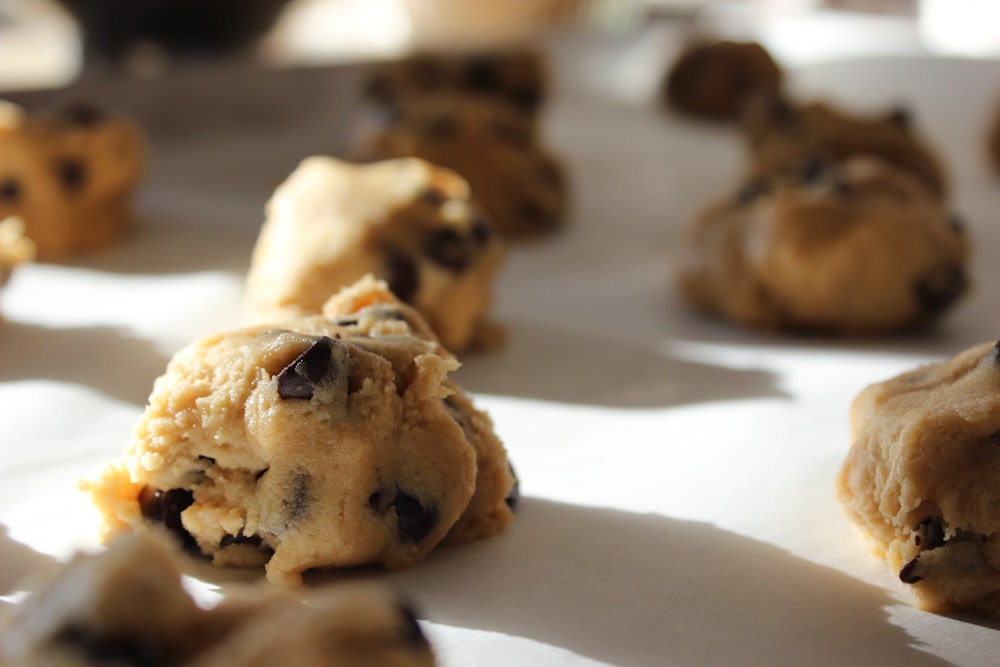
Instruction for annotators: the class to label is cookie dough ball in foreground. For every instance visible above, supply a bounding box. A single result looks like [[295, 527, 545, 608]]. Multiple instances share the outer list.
[[662, 40, 783, 122], [359, 94, 568, 241], [0, 532, 437, 666], [836, 340, 1000, 618], [675, 156, 968, 335], [0, 99, 145, 260], [86, 276, 517, 586], [364, 47, 547, 117], [245, 156, 505, 353], [741, 94, 946, 195], [0, 217, 35, 290]]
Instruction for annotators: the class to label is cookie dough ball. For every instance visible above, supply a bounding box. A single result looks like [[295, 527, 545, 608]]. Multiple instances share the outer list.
[[675, 156, 968, 334], [245, 156, 505, 353], [836, 340, 1000, 618], [741, 93, 946, 195], [359, 94, 567, 241], [662, 40, 783, 122], [86, 276, 517, 586], [364, 47, 547, 117], [0, 532, 437, 666], [0, 99, 145, 260], [0, 216, 35, 290]]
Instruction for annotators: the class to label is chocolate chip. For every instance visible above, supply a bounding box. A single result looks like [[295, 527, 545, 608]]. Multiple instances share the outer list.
[[465, 57, 501, 91], [383, 251, 419, 303], [56, 158, 86, 194], [277, 336, 339, 400], [505, 462, 520, 511], [220, 530, 263, 548], [57, 101, 106, 127], [420, 187, 446, 206], [255, 467, 269, 481], [392, 492, 437, 542], [899, 558, 923, 584], [396, 601, 430, 646], [284, 471, 313, 522], [423, 227, 471, 272], [915, 516, 946, 550], [991, 340, 1000, 364], [423, 114, 458, 141], [56, 625, 166, 667], [138, 487, 196, 551], [0, 178, 20, 203], [915, 263, 967, 313]]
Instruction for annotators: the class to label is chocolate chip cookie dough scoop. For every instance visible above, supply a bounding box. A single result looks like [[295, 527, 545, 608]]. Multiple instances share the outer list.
[[84, 276, 517, 586], [245, 156, 506, 353], [836, 340, 1000, 618]]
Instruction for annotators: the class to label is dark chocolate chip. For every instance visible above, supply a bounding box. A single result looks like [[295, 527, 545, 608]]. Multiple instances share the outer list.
[[0, 178, 20, 203], [255, 467, 269, 481], [464, 57, 501, 91], [396, 601, 430, 646], [284, 471, 313, 522], [197, 455, 216, 465], [991, 340, 1000, 364], [392, 492, 437, 543], [915, 516, 946, 550], [138, 487, 196, 551], [368, 490, 384, 513], [735, 180, 770, 205], [423, 114, 458, 141], [383, 251, 419, 303], [420, 187, 446, 206], [505, 462, 520, 511], [915, 263, 967, 313], [56, 625, 166, 667], [220, 530, 264, 548], [57, 101, 107, 127], [276, 336, 338, 400], [887, 105, 911, 128], [56, 158, 86, 194], [899, 558, 922, 584], [423, 227, 471, 272]]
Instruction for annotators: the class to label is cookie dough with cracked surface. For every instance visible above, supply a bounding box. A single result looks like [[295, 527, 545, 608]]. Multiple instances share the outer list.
[[245, 156, 505, 353], [0, 99, 145, 260], [675, 155, 968, 334], [0, 532, 437, 666], [741, 94, 946, 195], [358, 93, 568, 241], [662, 40, 783, 122], [86, 276, 517, 586], [836, 339, 1000, 618]]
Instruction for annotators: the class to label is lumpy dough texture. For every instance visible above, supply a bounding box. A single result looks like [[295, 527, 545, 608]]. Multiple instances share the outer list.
[[740, 94, 946, 195], [662, 40, 783, 122], [0, 532, 437, 666], [675, 155, 968, 334], [245, 156, 505, 353], [358, 93, 568, 241], [0, 99, 145, 260], [87, 276, 517, 585], [836, 340, 1000, 618]]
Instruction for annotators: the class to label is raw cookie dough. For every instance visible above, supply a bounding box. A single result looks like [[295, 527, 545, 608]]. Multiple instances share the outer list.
[[836, 340, 1000, 618], [0, 216, 35, 290], [86, 276, 517, 586], [0, 99, 145, 260], [662, 40, 783, 122], [741, 93, 946, 195], [245, 156, 506, 353], [0, 532, 437, 666], [364, 47, 547, 117], [675, 155, 969, 334], [358, 93, 568, 241]]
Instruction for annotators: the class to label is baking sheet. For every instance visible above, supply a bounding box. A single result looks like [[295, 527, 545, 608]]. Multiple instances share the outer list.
[[3, 20, 1000, 666]]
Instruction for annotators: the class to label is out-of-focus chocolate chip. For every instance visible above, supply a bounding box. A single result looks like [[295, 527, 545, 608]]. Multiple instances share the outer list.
[[915, 263, 967, 313], [276, 336, 338, 400], [56, 625, 166, 667], [0, 178, 21, 203], [505, 462, 520, 511], [138, 487, 196, 551], [887, 105, 911, 128], [392, 492, 436, 543], [423, 114, 458, 141], [383, 251, 419, 303], [56, 158, 87, 194], [283, 471, 313, 522], [798, 154, 829, 184], [899, 558, 923, 584], [470, 215, 494, 246], [423, 227, 471, 272], [991, 340, 1000, 364], [465, 57, 501, 91]]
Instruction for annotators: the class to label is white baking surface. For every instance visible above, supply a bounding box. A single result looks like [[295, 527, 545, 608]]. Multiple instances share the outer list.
[[3, 18, 1000, 666]]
